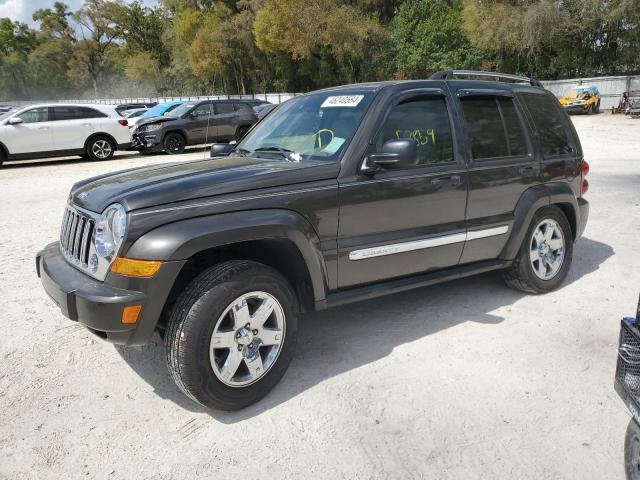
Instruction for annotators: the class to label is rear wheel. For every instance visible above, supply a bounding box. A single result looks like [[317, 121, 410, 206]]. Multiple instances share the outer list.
[[165, 260, 298, 410], [86, 136, 115, 161], [594, 99, 601, 113], [502, 206, 573, 293], [626, 419, 640, 480], [0, 149, 5, 167], [164, 132, 186, 155]]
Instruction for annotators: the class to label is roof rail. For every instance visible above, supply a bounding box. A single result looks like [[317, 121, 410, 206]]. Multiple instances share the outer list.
[[429, 70, 543, 88]]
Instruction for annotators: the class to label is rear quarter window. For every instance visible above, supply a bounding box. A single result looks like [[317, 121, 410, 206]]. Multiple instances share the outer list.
[[519, 93, 574, 157]]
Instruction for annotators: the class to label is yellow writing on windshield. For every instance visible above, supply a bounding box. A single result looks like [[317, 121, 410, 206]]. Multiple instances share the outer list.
[[395, 129, 436, 145]]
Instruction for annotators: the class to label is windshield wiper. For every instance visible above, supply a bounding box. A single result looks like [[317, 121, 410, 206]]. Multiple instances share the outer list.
[[252, 146, 295, 160], [232, 147, 251, 157]]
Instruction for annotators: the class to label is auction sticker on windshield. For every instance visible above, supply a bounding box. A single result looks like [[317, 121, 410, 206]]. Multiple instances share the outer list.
[[321, 95, 364, 108]]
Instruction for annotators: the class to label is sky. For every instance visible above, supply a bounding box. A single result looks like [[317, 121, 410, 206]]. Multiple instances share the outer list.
[[0, 0, 157, 26]]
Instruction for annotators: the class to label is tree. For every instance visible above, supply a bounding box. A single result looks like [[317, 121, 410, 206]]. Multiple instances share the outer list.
[[0, 19, 37, 99], [68, 0, 122, 96], [391, 0, 482, 78]]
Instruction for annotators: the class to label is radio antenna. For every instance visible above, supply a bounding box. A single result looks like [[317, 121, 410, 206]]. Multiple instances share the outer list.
[[204, 101, 213, 159]]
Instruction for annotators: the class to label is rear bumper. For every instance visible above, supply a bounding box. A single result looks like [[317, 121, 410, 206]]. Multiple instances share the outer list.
[[36, 242, 184, 346], [577, 197, 589, 238]]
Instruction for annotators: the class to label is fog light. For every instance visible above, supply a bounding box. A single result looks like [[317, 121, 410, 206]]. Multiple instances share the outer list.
[[122, 305, 142, 324], [111, 257, 162, 277]]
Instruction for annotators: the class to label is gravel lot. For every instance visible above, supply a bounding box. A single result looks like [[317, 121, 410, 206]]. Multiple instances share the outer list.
[[1, 115, 639, 479]]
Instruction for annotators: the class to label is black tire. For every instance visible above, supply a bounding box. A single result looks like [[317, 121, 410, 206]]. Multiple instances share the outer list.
[[0, 149, 5, 167], [594, 99, 601, 114], [502, 205, 573, 294], [586, 103, 594, 115], [235, 125, 251, 141], [86, 135, 115, 161], [165, 260, 299, 410], [625, 419, 640, 480], [163, 132, 186, 155]]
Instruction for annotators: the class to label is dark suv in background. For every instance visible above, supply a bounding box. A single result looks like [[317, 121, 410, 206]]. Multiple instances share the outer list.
[[131, 100, 258, 154], [38, 71, 589, 411]]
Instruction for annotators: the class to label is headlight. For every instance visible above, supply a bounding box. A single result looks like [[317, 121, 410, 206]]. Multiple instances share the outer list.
[[94, 203, 127, 259], [144, 123, 162, 132]]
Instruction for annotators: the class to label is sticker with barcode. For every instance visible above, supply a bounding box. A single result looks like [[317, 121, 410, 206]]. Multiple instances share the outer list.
[[321, 95, 364, 108]]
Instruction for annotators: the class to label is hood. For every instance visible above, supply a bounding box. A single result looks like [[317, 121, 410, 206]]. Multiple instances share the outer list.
[[135, 115, 177, 128], [70, 156, 340, 212]]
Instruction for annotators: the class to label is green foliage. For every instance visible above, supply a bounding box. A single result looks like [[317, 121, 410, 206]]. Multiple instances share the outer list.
[[0, 0, 639, 100], [392, 0, 482, 78]]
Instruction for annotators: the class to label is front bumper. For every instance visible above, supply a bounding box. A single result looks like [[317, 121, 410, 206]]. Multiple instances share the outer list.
[[562, 103, 590, 113], [131, 131, 162, 151], [36, 242, 184, 346]]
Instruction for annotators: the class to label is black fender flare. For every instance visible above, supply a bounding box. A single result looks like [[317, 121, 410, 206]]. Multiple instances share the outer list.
[[501, 182, 583, 260], [500, 185, 549, 261], [125, 209, 329, 301]]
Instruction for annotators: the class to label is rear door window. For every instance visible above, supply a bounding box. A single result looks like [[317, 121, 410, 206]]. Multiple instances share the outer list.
[[215, 103, 234, 114], [460, 96, 529, 160], [519, 93, 573, 157], [52, 106, 107, 120]]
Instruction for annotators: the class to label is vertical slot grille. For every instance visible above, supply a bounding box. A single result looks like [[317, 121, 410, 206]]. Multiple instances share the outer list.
[[59, 206, 95, 266]]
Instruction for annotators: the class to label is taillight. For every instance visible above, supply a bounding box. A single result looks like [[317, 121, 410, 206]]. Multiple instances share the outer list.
[[580, 160, 589, 196], [118, 119, 128, 127]]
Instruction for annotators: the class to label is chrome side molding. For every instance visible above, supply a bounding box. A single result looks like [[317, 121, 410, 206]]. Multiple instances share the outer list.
[[348, 225, 509, 261]]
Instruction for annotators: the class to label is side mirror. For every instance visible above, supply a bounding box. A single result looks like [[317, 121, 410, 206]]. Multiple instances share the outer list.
[[8, 117, 22, 125], [363, 139, 418, 173], [210, 143, 234, 157]]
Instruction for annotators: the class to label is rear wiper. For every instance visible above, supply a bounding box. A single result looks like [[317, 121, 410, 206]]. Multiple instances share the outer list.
[[252, 146, 295, 160]]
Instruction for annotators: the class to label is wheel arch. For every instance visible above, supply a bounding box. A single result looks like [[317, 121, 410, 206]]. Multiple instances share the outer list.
[[124, 209, 329, 310], [0, 140, 9, 159], [84, 132, 118, 153], [501, 182, 582, 261]]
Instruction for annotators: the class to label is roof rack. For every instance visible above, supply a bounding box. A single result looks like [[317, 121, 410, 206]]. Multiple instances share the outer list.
[[429, 70, 543, 88]]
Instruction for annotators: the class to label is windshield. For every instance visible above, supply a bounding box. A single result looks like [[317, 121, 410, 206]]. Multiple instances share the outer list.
[[236, 91, 373, 161], [165, 103, 195, 118], [0, 110, 14, 122], [144, 102, 182, 117]]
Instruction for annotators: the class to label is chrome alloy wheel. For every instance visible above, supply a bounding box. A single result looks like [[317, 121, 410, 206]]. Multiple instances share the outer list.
[[92, 139, 112, 159], [530, 219, 565, 280], [210, 291, 285, 387]]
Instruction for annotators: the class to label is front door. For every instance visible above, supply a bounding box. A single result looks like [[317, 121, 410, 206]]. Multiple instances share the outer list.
[[337, 92, 469, 288], [185, 103, 216, 144], [2, 107, 54, 155]]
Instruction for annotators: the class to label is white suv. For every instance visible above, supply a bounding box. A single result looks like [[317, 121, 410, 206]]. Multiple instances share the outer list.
[[0, 104, 132, 166]]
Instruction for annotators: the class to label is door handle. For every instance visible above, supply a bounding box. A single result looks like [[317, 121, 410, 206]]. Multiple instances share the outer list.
[[431, 175, 462, 189], [519, 165, 540, 175]]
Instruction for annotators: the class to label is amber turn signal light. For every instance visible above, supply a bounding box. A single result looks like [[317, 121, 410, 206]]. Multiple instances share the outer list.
[[122, 305, 142, 324], [111, 257, 162, 277]]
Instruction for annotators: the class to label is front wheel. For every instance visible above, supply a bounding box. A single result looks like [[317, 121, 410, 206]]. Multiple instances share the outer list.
[[235, 125, 251, 141], [502, 206, 573, 293], [165, 260, 298, 410], [86, 136, 115, 161], [626, 419, 640, 480], [163, 132, 186, 155]]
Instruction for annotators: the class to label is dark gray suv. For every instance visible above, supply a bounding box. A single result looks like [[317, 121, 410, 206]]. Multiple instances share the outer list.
[[131, 100, 258, 154]]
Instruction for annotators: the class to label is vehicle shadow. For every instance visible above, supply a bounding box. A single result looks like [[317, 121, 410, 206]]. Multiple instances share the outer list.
[[114, 236, 614, 420]]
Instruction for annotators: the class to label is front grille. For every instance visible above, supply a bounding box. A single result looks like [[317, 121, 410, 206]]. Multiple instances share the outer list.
[[60, 206, 95, 266], [617, 320, 640, 397]]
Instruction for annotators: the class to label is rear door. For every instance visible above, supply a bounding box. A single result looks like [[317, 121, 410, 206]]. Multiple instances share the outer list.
[[454, 87, 539, 264], [212, 102, 236, 141], [1, 107, 54, 155], [50, 106, 105, 151], [337, 89, 469, 288]]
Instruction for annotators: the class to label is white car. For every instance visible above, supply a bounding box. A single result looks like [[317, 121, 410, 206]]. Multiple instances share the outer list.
[[0, 104, 132, 165], [124, 108, 149, 127]]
